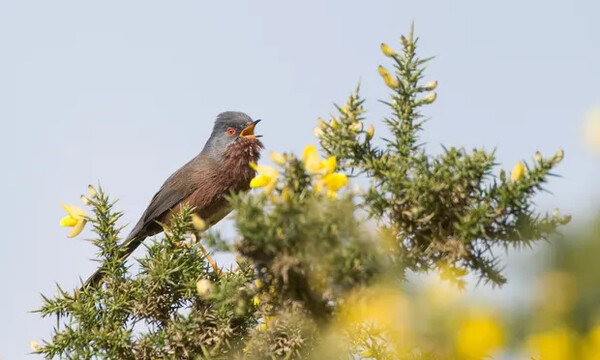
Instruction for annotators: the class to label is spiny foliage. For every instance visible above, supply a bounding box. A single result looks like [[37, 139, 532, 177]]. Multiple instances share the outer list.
[[316, 26, 570, 285], [36, 27, 568, 359]]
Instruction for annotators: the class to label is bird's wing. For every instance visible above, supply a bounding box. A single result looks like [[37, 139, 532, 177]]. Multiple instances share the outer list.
[[127, 156, 203, 241]]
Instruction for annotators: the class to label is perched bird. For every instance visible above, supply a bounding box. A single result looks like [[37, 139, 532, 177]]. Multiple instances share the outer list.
[[84, 111, 263, 286]]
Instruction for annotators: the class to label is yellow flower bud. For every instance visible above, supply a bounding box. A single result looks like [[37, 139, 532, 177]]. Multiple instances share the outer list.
[[535, 151, 542, 163], [196, 278, 213, 298], [366, 124, 375, 140], [554, 149, 564, 163], [383, 74, 399, 89], [330, 117, 339, 129], [423, 92, 437, 104], [348, 122, 363, 132], [313, 127, 324, 138], [191, 214, 206, 231], [87, 185, 97, 198], [252, 296, 260, 306], [380, 43, 396, 57], [378, 65, 389, 77], [424, 80, 438, 90], [511, 162, 525, 182], [341, 104, 349, 114], [80, 195, 91, 205], [317, 117, 327, 128], [269, 151, 286, 166]]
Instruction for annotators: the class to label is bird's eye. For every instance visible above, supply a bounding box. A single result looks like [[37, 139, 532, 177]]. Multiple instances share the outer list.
[[226, 127, 237, 136]]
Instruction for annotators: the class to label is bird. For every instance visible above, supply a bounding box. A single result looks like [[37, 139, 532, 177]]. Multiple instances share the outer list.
[[84, 111, 264, 287]]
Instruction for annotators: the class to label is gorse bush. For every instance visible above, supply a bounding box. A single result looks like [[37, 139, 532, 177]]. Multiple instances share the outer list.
[[36, 27, 569, 359]]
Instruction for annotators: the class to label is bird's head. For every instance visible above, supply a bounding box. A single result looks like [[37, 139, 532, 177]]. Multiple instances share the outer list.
[[203, 111, 264, 162]]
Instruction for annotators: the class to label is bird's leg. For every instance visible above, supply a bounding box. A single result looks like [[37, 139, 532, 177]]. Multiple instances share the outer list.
[[190, 233, 222, 276]]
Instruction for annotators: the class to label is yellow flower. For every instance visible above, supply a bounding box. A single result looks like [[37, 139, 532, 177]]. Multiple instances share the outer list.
[[196, 278, 213, 298], [582, 326, 600, 360], [269, 151, 286, 166], [380, 43, 396, 57], [302, 145, 324, 173], [511, 162, 525, 182], [527, 326, 575, 360], [456, 312, 504, 359], [252, 296, 260, 306], [190, 214, 206, 231], [59, 203, 87, 238], [249, 162, 279, 193], [316, 172, 348, 199], [324, 173, 347, 192]]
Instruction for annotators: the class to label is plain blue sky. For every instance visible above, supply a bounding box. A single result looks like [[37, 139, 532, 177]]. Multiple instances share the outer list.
[[1, 1, 599, 358]]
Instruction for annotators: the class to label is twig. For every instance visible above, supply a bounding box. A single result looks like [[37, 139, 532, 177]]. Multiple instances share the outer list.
[[191, 233, 222, 276]]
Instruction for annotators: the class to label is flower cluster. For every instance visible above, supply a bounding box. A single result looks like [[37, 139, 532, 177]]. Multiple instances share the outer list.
[[59, 185, 97, 238], [249, 145, 348, 199]]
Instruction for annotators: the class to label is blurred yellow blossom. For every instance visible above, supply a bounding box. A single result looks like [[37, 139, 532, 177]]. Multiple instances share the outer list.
[[582, 326, 600, 360], [527, 326, 575, 360], [269, 151, 286, 166], [322, 173, 348, 199], [59, 203, 87, 238], [190, 214, 206, 231], [337, 285, 413, 349], [252, 296, 260, 306], [249, 162, 279, 194], [302, 145, 336, 175], [511, 162, 525, 182], [196, 278, 213, 298], [302, 145, 324, 173], [456, 311, 504, 359]]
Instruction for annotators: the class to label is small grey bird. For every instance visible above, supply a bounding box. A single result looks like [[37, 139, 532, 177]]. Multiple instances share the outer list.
[[85, 111, 263, 286]]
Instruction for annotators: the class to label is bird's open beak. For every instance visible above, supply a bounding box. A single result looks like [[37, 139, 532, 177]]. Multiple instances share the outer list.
[[239, 119, 262, 138]]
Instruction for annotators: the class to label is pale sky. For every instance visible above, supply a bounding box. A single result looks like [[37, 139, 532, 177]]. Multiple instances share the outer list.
[[1, 1, 599, 358]]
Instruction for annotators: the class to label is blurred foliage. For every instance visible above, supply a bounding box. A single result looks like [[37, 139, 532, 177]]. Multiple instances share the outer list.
[[36, 27, 571, 359]]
